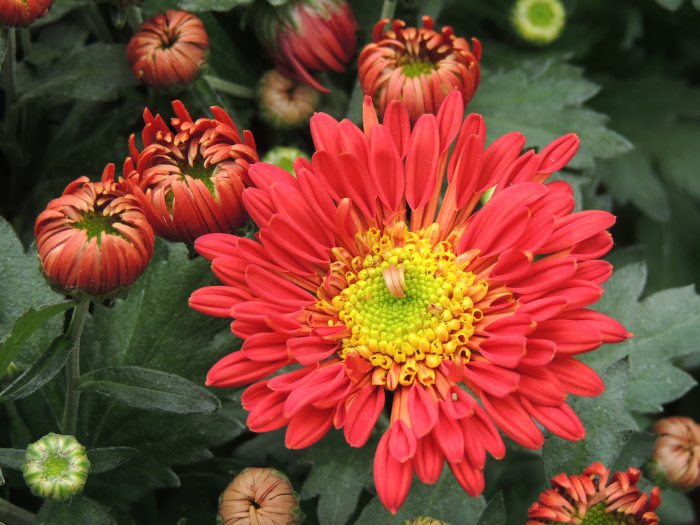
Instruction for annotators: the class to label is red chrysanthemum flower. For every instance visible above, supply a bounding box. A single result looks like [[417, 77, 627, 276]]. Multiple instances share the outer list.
[[528, 462, 661, 524], [126, 10, 209, 88], [0, 0, 53, 26], [358, 16, 481, 122], [190, 91, 630, 513], [123, 100, 258, 244], [255, 0, 357, 93], [35, 165, 154, 298], [651, 416, 700, 490]]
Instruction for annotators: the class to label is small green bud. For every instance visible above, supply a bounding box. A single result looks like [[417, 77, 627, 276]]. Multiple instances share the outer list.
[[262, 147, 310, 176], [401, 517, 449, 525], [511, 0, 566, 46], [22, 433, 90, 501]]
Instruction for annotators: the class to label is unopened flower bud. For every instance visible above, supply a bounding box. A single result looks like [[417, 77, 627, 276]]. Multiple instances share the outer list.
[[511, 0, 566, 46], [262, 147, 309, 176], [35, 164, 155, 298], [254, 0, 357, 93], [0, 0, 53, 26], [401, 517, 449, 525], [218, 467, 302, 525], [359, 16, 481, 122], [123, 100, 258, 244], [127, 10, 209, 88], [258, 70, 319, 129], [22, 433, 90, 502], [651, 416, 700, 490]]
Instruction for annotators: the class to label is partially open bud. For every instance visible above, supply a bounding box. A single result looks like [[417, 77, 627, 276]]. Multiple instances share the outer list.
[[401, 517, 448, 525], [22, 433, 90, 502], [650, 416, 700, 490], [0, 0, 53, 26], [127, 10, 209, 88], [261, 147, 309, 175], [528, 462, 661, 525], [511, 0, 566, 46], [358, 16, 481, 122], [123, 100, 259, 244], [218, 467, 302, 525], [254, 0, 357, 93], [258, 70, 320, 129], [35, 164, 155, 298]]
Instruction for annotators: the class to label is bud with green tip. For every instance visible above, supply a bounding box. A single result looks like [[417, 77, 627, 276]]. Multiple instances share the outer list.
[[262, 147, 310, 176], [401, 517, 449, 525], [511, 0, 566, 46], [22, 433, 90, 501]]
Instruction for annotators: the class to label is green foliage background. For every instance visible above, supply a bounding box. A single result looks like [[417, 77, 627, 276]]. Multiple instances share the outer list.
[[1, 0, 700, 523]]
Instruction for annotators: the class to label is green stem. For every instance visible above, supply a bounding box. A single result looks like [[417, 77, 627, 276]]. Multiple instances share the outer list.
[[0, 497, 35, 525], [18, 28, 31, 56], [60, 300, 90, 436], [380, 0, 398, 20], [203, 75, 255, 100], [126, 5, 143, 31], [82, 3, 113, 42], [3, 28, 17, 117]]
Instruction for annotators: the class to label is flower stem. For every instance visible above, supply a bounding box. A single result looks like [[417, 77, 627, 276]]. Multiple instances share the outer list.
[[82, 3, 113, 42], [18, 28, 31, 55], [204, 74, 255, 100], [380, 0, 398, 20], [60, 300, 90, 436], [3, 28, 17, 117]]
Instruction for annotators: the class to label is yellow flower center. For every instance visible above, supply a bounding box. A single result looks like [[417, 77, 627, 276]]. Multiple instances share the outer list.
[[324, 225, 488, 390]]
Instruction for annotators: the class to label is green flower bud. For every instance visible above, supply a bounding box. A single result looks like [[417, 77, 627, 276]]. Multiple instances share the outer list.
[[262, 147, 310, 176], [401, 517, 449, 525], [22, 433, 90, 501], [511, 0, 566, 46]]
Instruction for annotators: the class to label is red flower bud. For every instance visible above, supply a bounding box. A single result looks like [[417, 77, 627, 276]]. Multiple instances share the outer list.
[[127, 10, 209, 88], [123, 100, 258, 244], [255, 0, 357, 93], [0, 0, 53, 26], [35, 165, 154, 298], [358, 17, 481, 122]]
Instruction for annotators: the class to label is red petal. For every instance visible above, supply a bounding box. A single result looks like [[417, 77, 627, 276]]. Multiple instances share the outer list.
[[481, 394, 544, 450], [413, 433, 444, 484], [285, 406, 334, 448], [344, 386, 385, 447], [522, 399, 585, 441], [449, 459, 485, 496], [548, 356, 605, 397], [405, 114, 440, 210], [407, 385, 439, 438], [374, 430, 413, 514]]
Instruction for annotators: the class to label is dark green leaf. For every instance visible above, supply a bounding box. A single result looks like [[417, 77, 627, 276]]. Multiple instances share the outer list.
[[0, 448, 26, 470], [593, 77, 700, 219], [16, 44, 136, 103], [36, 496, 116, 525], [0, 302, 73, 381], [612, 432, 655, 473], [301, 433, 374, 525], [543, 359, 633, 479], [79, 366, 220, 414], [87, 447, 138, 474], [655, 0, 685, 10], [178, 0, 253, 11], [587, 263, 700, 412], [470, 59, 632, 170], [357, 471, 486, 524], [478, 493, 506, 525], [0, 218, 69, 367], [0, 334, 72, 401], [0, 465, 4, 486], [657, 489, 695, 524]]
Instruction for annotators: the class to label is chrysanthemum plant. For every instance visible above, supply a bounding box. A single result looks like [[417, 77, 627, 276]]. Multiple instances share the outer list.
[[1, 1, 700, 524]]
